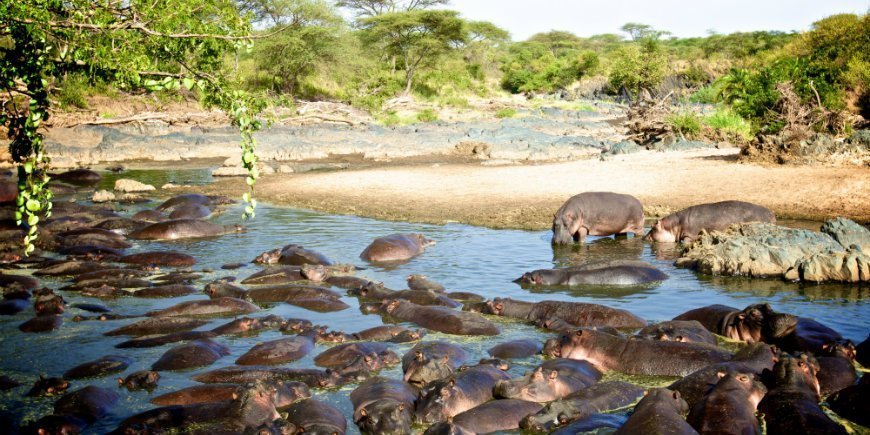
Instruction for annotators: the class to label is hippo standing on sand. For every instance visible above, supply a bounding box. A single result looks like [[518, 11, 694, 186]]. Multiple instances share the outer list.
[[360, 233, 435, 263], [645, 200, 775, 243], [551, 192, 644, 245]]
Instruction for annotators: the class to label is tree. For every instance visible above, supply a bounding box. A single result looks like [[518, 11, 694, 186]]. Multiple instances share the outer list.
[[359, 10, 466, 95], [608, 38, 668, 97], [1, 0, 266, 253], [336, 0, 448, 17], [620, 22, 670, 41]]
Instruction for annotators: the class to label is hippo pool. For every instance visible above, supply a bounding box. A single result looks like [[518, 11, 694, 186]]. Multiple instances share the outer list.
[[0, 167, 867, 433]]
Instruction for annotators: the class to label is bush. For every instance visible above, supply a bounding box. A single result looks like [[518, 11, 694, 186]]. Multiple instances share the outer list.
[[667, 111, 702, 138], [416, 108, 439, 122], [495, 108, 516, 118], [703, 108, 753, 142], [608, 38, 667, 96], [56, 73, 90, 109]]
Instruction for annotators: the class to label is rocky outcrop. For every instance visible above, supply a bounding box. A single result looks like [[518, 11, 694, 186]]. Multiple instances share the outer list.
[[676, 219, 870, 283], [114, 179, 156, 192]]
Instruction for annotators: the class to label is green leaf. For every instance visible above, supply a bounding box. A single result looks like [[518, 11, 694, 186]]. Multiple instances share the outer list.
[[27, 214, 39, 226], [182, 78, 195, 90], [23, 162, 33, 174], [25, 244, 35, 255], [246, 177, 255, 186], [244, 206, 254, 215], [25, 199, 40, 212], [242, 192, 251, 202]]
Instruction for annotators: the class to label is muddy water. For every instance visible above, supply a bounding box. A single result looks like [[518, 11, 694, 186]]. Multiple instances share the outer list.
[[0, 178, 868, 433]]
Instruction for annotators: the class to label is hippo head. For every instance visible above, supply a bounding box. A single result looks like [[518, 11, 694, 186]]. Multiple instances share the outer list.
[[542, 329, 594, 360], [233, 381, 281, 428], [27, 376, 69, 397], [279, 318, 313, 333], [34, 291, 65, 316], [118, 371, 160, 390], [494, 367, 562, 402], [476, 358, 511, 371], [727, 304, 796, 343], [423, 421, 476, 435], [513, 272, 543, 285], [647, 388, 689, 415], [300, 264, 328, 282], [32, 415, 87, 435], [484, 299, 507, 315], [716, 371, 767, 408], [270, 380, 310, 409], [768, 353, 821, 400], [389, 329, 425, 343], [551, 212, 577, 245], [644, 219, 678, 243], [253, 248, 282, 264], [356, 402, 412, 435], [404, 351, 454, 387], [820, 339, 857, 360], [411, 234, 436, 248], [416, 379, 457, 424]]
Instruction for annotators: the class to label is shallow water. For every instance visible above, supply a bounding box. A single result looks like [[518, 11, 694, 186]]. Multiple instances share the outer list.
[[0, 188, 868, 433]]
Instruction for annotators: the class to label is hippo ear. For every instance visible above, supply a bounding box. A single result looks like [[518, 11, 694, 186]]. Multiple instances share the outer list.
[[232, 392, 238, 400], [46, 387, 54, 394], [117, 377, 124, 385], [442, 355, 450, 364], [414, 350, 424, 361], [674, 335, 684, 342], [398, 403, 405, 412], [672, 390, 681, 400], [359, 408, 367, 417], [494, 302, 504, 312], [574, 329, 584, 337], [716, 371, 726, 379], [548, 370, 558, 380], [448, 378, 456, 388]]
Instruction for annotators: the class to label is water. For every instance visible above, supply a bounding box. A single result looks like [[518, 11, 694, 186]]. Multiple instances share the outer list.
[[0, 186, 868, 433]]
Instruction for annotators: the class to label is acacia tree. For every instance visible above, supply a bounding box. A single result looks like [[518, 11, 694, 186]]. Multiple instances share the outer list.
[[336, 0, 448, 17], [1, 0, 267, 253], [359, 9, 466, 95]]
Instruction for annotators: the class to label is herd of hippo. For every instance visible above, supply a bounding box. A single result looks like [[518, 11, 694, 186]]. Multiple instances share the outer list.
[[0, 171, 867, 435]]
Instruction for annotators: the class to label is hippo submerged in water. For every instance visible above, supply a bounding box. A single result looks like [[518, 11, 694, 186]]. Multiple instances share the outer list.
[[645, 200, 775, 243], [551, 192, 644, 245], [129, 219, 243, 241], [514, 260, 667, 286], [360, 233, 435, 263]]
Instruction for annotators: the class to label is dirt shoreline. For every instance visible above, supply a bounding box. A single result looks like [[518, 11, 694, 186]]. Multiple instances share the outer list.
[[192, 148, 870, 230]]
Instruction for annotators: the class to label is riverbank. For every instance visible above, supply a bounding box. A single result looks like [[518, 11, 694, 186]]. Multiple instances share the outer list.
[[193, 147, 870, 230]]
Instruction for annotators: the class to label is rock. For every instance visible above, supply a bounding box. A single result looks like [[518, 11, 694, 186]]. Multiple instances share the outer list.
[[114, 179, 156, 192], [603, 140, 641, 155], [677, 221, 870, 283], [821, 217, 870, 252], [161, 183, 178, 189], [278, 165, 294, 174], [91, 190, 115, 203]]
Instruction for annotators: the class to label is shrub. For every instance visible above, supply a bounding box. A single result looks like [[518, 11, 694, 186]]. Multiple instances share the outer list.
[[416, 108, 439, 122], [608, 39, 667, 96], [495, 108, 516, 118], [703, 108, 753, 142], [56, 73, 89, 109], [667, 111, 702, 138]]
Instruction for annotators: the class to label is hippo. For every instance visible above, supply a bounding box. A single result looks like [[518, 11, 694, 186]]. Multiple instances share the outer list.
[[448, 399, 544, 434], [105, 317, 209, 336], [118, 370, 161, 391], [857, 334, 870, 367], [774, 317, 852, 356], [287, 297, 350, 312], [402, 341, 469, 387], [520, 381, 645, 432], [514, 260, 668, 286], [551, 192, 644, 244], [759, 354, 846, 434], [236, 335, 315, 365], [152, 338, 231, 371], [360, 233, 435, 263], [28, 415, 88, 435], [686, 371, 767, 434], [407, 274, 445, 292], [494, 358, 603, 402], [192, 365, 346, 389], [54, 168, 102, 185], [248, 284, 341, 303], [380, 299, 499, 336], [0, 298, 28, 315], [544, 328, 733, 377], [353, 325, 422, 342], [276, 244, 333, 266], [614, 388, 696, 435], [488, 339, 543, 359], [116, 330, 217, 349], [132, 209, 167, 222], [283, 398, 347, 434], [205, 281, 249, 299], [674, 303, 797, 343], [815, 355, 858, 397], [550, 414, 628, 435], [111, 381, 281, 434], [332, 349, 400, 381], [241, 266, 306, 285], [18, 315, 63, 333], [0, 273, 40, 291], [645, 200, 776, 243], [211, 315, 285, 336], [828, 373, 869, 427], [35, 260, 100, 277], [0, 375, 20, 390], [70, 302, 111, 313], [65, 275, 153, 291], [327, 275, 372, 290], [156, 193, 212, 211], [59, 228, 132, 249], [64, 355, 132, 379], [132, 284, 196, 298], [27, 376, 70, 397], [168, 203, 212, 219], [473, 298, 646, 329], [416, 364, 511, 423], [314, 341, 397, 368], [119, 250, 197, 267], [128, 218, 243, 241], [73, 268, 150, 283], [351, 377, 417, 434], [54, 385, 119, 425], [636, 320, 719, 346], [151, 384, 242, 406], [147, 297, 259, 317]]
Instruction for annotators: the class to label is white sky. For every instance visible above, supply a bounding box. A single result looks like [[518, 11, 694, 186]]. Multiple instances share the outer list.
[[445, 0, 869, 40]]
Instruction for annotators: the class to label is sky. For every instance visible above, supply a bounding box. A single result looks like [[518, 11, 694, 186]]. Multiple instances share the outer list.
[[445, 0, 869, 41]]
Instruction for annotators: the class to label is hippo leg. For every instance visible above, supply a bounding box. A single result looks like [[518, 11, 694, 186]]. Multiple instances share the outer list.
[[574, 227, 589, 242]]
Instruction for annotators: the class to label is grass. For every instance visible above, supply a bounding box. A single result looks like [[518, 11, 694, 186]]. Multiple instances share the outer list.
[[667, 111, 703, 138], [495, 108, 517, 119], [56, 73, 90, 109], [666, 107, 755, 143], [703, 108, 754, 142], [416, 108, 439, 123]]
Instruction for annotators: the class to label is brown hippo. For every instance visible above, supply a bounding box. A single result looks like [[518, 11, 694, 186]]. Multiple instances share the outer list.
[[636, 320, 719, 346], [236, 335, 315, 365], [118, 370, 161, 391], [151, 339, 231, 371], [27, 376, 70, 397], [150, 381, 310, 409], [407, 274, 445, 292], [487, 339, 543, 359], [33, 288, 65, 315], [544, 328, 733, 377], [241, 266, 306, 285], [551, 192, 644, 244], [116, 331, 217, 348], [128, 218, 242, 241], [448, 399, 544, 434], [674, 303, 797, 343], [416, 364, 511, 423], [514, 260, 668, 286], [472, 298, 645, 329], [759, 354, 847, 435], [111, 381, 281, 434], [54, 385, 119, 424], [54, 168, 102, 185], [283, 398, 347, 434], [211, 315, 285, 336], [774, 316, 853, 356], [687, 371, 767, 435], [119, 250, 197, 267], [168, 203, 212, 219], [147, 297, 259, 317], [132, 209, 167, 222], [380, 299, 499, 336], [314, 341, 397, 368], [104, 317, 209, 336], [614, 388, 696, 435], [645, 200, 775, 243], [192, 365, 346, 389], [520, 381, 645, 433], [156, 193, 212, 211], [278, 244, 333, 266], [494, 358, 603, 402], [248, 284, 341, 303], [828, 373, 869, 427], [132, 284, 196, 298], [402, 341, 469, 387], [351, 377, 417, 434], [205, 281, 249, 299], [64, 355, 133, 379], [815, 355, 858, 397], [360, 233, 435, 263], [353, 325, 423, 342]]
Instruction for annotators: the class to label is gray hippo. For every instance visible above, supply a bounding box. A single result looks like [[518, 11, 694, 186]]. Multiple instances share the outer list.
[[168, 203, 211, 219], [551, 192, 644, 244], [636, 320, 719, 346], [351, 377, 417, 434], [687, 371, 767, 434], [614, 388, 697, 435], [446, 399, 544, 434], [674, 303, 797, 343], [283, 398, 347, 434], [515, 260, 667, 286], [759, 354, 847, 434], [494, 358, 602, 402], [471, 298, 645, 329], [416, 363, 511, 423], [151, 338, 230, 371], [118, 371, 160, 391], [54, 168, 102, 185], [520, 381, 644, 433], [402, 341, 468, 387], [64, 355, 132, 379], [544, 328, 733, 377], [236, 334, 315, 365], [380, 299, 499, 336], [360, 233, 435, 263], [645, 200, 775, 243], [129, 219, 243, 240]]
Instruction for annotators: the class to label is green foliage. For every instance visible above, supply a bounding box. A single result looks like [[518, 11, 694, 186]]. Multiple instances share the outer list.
[[500, 35, 600, 94], [667, 111, 702, 138], [703, 108, 753, 141], [608, 38, 667, 95], [56, 73, 90, 109], [495, 107, 516, 118], [416, 108, 438, 122]]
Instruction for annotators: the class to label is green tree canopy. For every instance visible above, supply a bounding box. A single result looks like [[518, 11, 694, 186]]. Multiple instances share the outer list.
[[336, 0, 448, 17]]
